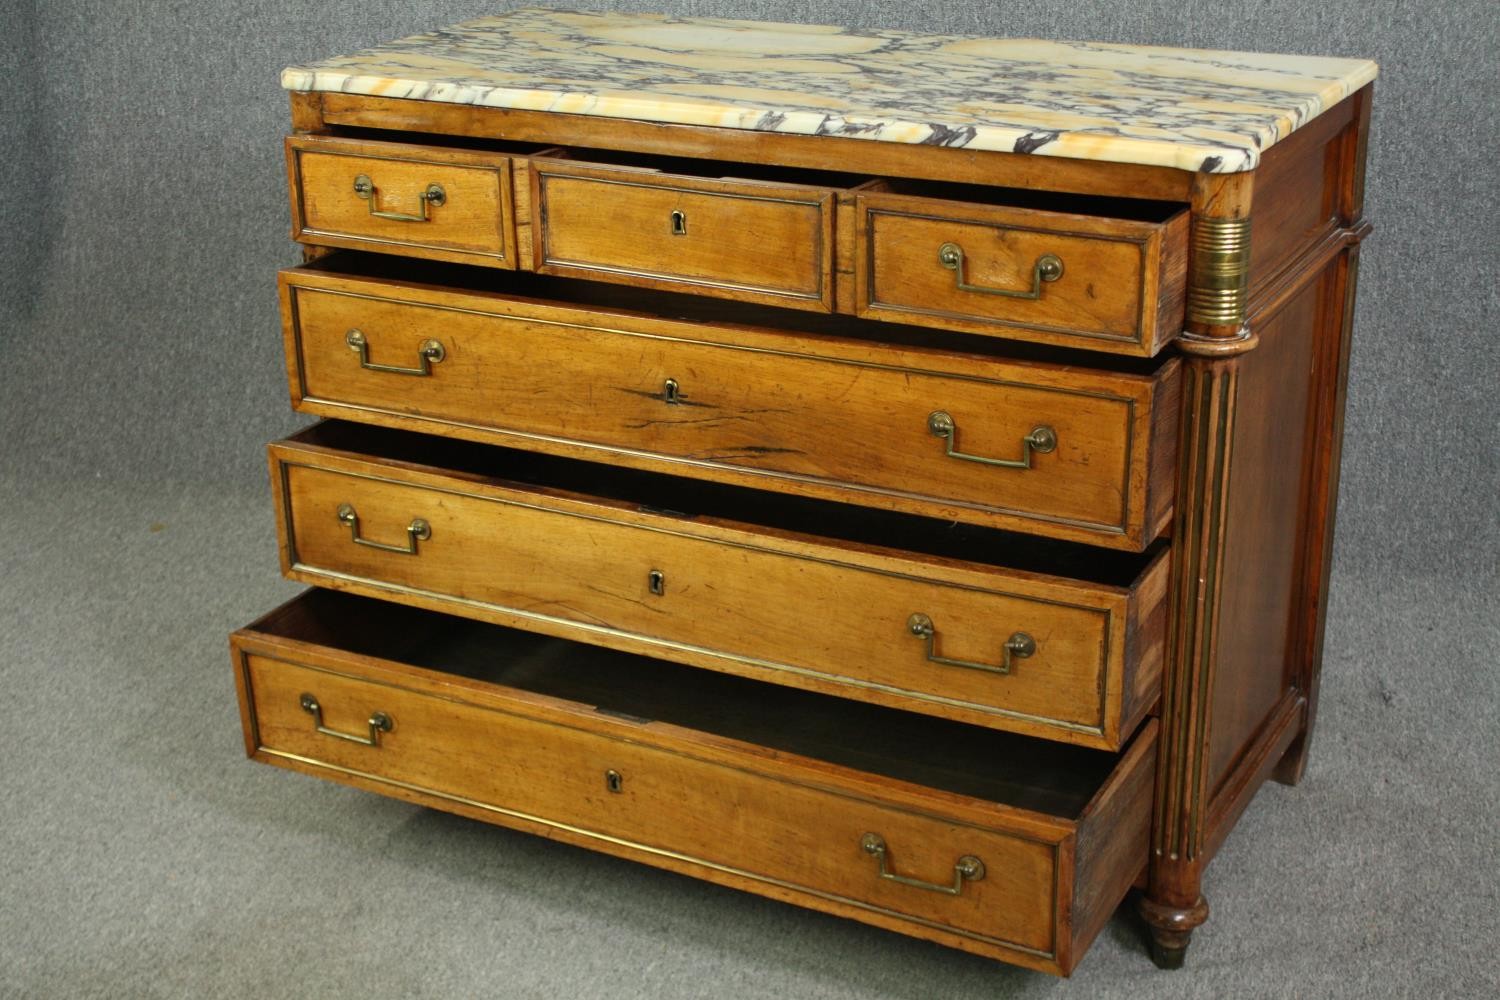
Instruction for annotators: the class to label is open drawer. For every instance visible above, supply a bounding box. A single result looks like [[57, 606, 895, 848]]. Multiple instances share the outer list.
[[852, 182, 1190, 356], [286, 134, 540, 267], [268, 421, 1166, 750], [232, 588, 1157, 976], [526, 150, 850, 311], [279, 257, 1179, 550]]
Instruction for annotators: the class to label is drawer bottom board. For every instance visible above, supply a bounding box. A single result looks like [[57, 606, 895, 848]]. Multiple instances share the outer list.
[[232, 589, 1156, 976]]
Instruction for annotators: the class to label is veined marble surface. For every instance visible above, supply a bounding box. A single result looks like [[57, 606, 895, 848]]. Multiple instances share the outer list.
[[281, 9, 1377, 173]]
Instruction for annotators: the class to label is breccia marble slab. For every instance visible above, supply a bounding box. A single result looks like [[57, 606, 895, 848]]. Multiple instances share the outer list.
[[281, 8, 1377, 174]]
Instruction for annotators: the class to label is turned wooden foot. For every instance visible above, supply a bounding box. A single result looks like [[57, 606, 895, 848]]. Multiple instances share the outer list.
[[1138, 894, 1209, 970]]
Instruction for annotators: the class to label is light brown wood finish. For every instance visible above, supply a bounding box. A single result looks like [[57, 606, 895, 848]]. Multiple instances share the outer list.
[[268, 424, 1167, 750], [286, 135, 522, 268], [1275, 82, 1374, 785], [1137, 167, 1255, 969], [530, 156, 837, 312], [263, 72, 1375, 975], [279, 264, 1178, 550], [1139, 87, 1373, 968], [854, 191, 1188, 356], [303, 91, 1195, 202], [232, 589, 1159, 976]]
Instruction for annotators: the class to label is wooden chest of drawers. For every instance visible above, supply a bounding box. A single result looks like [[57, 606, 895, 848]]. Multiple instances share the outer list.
[[235, 9, 1376, 977]]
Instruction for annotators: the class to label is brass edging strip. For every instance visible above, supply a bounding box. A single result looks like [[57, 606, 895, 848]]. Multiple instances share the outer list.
[[284, 563, 1110, 738], [863, 207, 1154, 347], [259, 745, 1060, 960]]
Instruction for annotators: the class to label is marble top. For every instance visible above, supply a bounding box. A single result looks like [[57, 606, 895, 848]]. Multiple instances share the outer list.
[[281, 9, 1377, 174]]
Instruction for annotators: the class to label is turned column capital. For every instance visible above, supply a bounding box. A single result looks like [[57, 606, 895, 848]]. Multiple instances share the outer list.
[[1177, 324, 1259, 357]]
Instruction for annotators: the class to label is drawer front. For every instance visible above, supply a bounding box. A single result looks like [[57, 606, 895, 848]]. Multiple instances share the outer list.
[[282, 270, 1177, 550], [287, 135, 518, 267], [271, 439, 1167, 749], [854, 192, 1188, 356], [232, 624, 1158, 975], [532, 159, 835, 311], [243, 651, 1057, 951]]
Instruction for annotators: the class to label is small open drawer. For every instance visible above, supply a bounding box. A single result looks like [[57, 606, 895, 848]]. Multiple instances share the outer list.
[[286, 134, 543, 267], [852, 182, 1190, 356], [233, 588, 1157, 976], [526, 149, 856, 312]]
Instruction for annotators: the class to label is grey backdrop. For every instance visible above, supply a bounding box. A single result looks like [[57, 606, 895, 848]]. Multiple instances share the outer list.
[[1, 2, 1496, 998]]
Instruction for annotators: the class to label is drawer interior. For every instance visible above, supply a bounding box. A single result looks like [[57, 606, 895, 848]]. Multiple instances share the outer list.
[[532, 146, 871, 190], [297, 251, 1171, 376], [306, 126, 553, 159], [877, 178, 1185, 224], [252, 588, 1127, 819], [292, 419, 1159, 587]]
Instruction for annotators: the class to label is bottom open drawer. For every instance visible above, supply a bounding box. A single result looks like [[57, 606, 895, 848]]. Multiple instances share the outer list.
[[231, 589, 1156, 976]]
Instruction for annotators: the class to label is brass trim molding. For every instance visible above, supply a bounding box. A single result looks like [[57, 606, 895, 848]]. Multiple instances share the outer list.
[[1185, 216, 1251, 329], [1176, 325, 1259, 357]]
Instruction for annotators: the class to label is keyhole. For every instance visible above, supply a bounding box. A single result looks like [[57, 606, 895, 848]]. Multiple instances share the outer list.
[[605, 769, 623, 793], [670, 210, 687, 236], [648, 569, 665, 596], [662, 378, 681, 404]]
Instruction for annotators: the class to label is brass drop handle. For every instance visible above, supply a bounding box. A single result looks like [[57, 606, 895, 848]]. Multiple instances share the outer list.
[[907, 613, 1035, 676], [300, 693, 392, 747], [336, 503, 430, 555], [860, 834, 984, 896], [937, 242, 1063, 299], [928, 411, 1056, 469], [346, 329, 446, 376], [352, 173, 446, 222]]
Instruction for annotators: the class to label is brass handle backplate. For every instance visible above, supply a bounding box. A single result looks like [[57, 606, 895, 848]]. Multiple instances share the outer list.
[[300, 693, 392, 747], [907, 613, 1035, 676], [938, 242, 1062, 299], [352, 173, 446, 222], [346, 329, 445, 376], [860, 833, 984, 896], [336, 503, 430, 555], [927, 411, 1056, 469]]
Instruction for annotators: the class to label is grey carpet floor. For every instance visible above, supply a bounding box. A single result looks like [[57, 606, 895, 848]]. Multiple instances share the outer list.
[[1, 470, 1496, 999]]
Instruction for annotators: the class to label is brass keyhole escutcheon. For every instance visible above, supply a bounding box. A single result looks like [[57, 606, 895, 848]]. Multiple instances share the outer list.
[[606, 770, 624, 793], [670, 210, 687, 235], [662, 378, 681, 404], [648, 569, 665, 596]]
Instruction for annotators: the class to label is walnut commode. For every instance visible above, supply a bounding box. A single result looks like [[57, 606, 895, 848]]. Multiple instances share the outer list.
[[231, 10, 1375, 975]]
